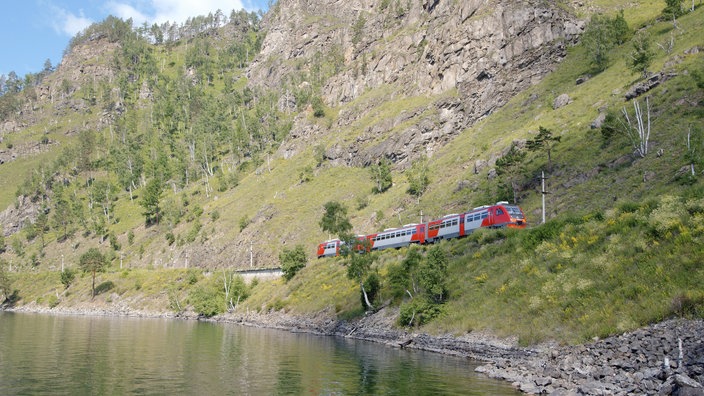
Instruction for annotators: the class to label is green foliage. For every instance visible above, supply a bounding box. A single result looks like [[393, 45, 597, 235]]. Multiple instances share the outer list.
[[581, 11, 631, 72], [189, 280, 225, 317], [279, 244, 308, 281], [352, 13, 367, 45], [47, 294, 60, 308], [60, 268, 76, 289], [344, 246, 377, 310], [314, 145, 326, 167], [418, 246, 448, 304], [600, 109, 624, 147], [662, 0, 685, 19], [239, 215, 250, 232], [361, 272, 380, 310], [406, 156, 431, 199], [79, 247, 109, 298], [527, 126, 561, 172], [311, 96, 325, 118], [11, 236, 24, 257], [629, 31, 654, 78], [139, 178, 163, 226], [399, 298, 444, 327], [299, 166, 313, 183], [0, 260, 11, 301], [319, 201, 352, 237], [165, 232, 176, 246], [369, 158, 392, 194], [109, 233, 120, 251]]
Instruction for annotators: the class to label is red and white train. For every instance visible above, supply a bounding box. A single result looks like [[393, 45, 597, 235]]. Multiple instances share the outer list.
[[317, 201, 527, 258]]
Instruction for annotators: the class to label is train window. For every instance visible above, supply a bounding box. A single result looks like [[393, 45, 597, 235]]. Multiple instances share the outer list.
[[496, 209, 504, 215]]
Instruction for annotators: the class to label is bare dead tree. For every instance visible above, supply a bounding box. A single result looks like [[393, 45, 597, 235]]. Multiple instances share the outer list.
[[622, 97, 651, 158]]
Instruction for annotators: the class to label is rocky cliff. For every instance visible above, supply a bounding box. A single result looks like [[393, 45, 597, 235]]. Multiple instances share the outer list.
[[250, 0, 583, 167]]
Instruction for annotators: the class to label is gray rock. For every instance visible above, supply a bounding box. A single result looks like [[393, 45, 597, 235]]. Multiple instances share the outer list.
[[553, 93, 572, 109]]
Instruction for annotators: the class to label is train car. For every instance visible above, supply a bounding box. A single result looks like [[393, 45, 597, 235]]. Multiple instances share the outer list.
[[489, 201, 527, 229], [426, 213, 463, 243], [317, 239, 341, 258], [367, 223, 426, 251]]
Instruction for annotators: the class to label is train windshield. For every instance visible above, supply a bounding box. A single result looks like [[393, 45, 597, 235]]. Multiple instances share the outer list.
[[505, 205, 524, 219]]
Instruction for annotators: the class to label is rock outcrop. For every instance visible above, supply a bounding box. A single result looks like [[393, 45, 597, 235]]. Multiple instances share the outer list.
[[250, 0, 583, 166]]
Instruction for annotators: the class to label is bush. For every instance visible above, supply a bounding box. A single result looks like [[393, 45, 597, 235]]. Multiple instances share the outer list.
[[189, 281, 224, 317], [279, 245, 307, 281], [47, 295, 60, 308], [398, 299, 444, 327], [239, 216, 250, 232], [361, 272, 380, 310], [60, 269, 76, 289]]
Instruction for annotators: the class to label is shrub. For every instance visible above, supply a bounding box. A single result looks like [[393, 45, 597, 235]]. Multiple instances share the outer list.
[[239, 216, 250, 232], [361, 272, 380, 310], [398, 299, 444, 327], [60, 269, 76, 289], [279, 245, 307, 281], [189, 281, 224, 317]]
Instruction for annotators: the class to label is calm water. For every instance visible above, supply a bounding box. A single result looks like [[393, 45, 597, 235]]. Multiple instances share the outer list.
[[0, 312, 519, 395]]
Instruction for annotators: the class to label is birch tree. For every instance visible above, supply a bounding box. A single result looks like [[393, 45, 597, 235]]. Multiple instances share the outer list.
[[622, 97, 652, 158]]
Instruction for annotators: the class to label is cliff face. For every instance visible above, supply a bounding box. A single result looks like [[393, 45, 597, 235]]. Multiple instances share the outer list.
[[249, 0, 582, 166]]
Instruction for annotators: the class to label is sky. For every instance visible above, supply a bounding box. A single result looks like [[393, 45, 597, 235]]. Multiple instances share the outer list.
[[0, 0, 270, 78]]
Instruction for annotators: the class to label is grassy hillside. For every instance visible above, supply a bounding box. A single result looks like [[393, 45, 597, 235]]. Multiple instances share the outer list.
[[1, 1, 704, 344]]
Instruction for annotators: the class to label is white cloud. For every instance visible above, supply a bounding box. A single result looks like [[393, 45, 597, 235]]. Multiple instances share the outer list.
[[51, 6, 94, 36], [106, 0, 247, 26], [105, 2, 150, 25]]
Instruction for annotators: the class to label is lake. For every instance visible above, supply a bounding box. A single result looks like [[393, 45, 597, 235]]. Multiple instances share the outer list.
[[0, 312, 520, 395]]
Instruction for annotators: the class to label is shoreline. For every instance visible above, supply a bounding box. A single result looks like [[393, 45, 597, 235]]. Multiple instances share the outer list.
[[3, 303, 703, 395]]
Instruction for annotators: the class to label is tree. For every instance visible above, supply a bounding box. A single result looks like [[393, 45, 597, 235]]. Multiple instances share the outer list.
[[629, 31, 654, 79], [418, 246, 448, 304], [370, 158, 392, 194], [622, 97, 652, 158], [527, 126, 561, 172], [319, 201, 352, 237], [495, 143, 526, 203], [406, 157, 431, 200], [581, 12, 631, 72], [140, 178, 163, 225], [345, 242, 377, 310], [279, 245, 307, 281], [0, 259, 11, 302], [52, 185, 74, 241], [387, 246, 423, 299], [662, 0, 685, 19], [79, 248, 108, 299]]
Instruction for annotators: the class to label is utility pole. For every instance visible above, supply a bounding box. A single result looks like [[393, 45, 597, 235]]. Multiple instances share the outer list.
[[61, 254, 64, 273]]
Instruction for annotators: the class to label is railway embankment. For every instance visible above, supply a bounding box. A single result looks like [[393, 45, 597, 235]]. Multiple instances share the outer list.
[[4, 302, 704, 395]]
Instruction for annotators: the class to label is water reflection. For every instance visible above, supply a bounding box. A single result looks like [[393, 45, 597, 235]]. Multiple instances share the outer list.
[[0, 312, 519, 395]]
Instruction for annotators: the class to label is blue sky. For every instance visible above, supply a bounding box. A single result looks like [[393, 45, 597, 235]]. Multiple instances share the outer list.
[[0, 0, 270, 78]]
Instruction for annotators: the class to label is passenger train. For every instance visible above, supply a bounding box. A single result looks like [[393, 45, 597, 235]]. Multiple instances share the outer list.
[[317, 201, 527, 258]]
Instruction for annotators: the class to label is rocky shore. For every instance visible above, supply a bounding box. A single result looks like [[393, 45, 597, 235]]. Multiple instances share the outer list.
[[4, 303, 703, 395]]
